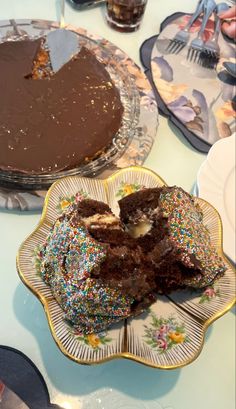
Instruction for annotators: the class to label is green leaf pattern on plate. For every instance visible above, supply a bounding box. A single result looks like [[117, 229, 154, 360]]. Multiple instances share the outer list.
[[71, 330, 112, 351], [199, 285, 221, 304], [144, 314, 189, 353], [116, 181, 145, 199], [56, 189, 89, 213]]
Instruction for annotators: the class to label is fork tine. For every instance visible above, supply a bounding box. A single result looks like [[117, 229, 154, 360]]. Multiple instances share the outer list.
[[171, 41, 183, 53], [187, 47, 192, 61], [201, 54, 207, 66], [174, 42, 185, 54], [172, 42, 182, 54], [166, 39, 176, 51], [189, 48, 194, 62], [199, 57, 204, 67], [190, 48, 196, 62], [193, 49, 198, 62], [196, 52, 202, 65], [198, 51, 207, 67], [168, 40, 180, 53], [166, 39, 175, 52], [193, 50, 200, 63], [166, 40, 173, 51], [202, 53, 208, 67], [189, 49, 194, 62], [199, 55, 205, 67]]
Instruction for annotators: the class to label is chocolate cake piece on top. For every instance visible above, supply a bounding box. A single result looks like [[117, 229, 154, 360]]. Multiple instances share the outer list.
[[73, 199, 156, 305]]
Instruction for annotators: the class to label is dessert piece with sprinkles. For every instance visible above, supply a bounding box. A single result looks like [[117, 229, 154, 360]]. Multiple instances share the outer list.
[[40, 199, 152, 334], [158, 187, 226, 287], [64, 278, 133, 334], [119, 186, 226, 292], [40, 187, 226, 334]]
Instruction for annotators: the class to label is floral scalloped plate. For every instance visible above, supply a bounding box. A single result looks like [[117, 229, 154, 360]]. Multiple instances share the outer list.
[[17, 166, 236, 368]]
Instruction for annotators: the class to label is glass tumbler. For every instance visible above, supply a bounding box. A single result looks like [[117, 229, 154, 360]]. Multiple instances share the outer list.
[[106, 0, 148, 32]]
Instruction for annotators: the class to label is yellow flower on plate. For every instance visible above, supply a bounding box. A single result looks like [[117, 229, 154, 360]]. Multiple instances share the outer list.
[[123, 184, 136, 196], [168, 332, 186, 344], [60, 199, 71, 210], [87, 334, 100, 349]]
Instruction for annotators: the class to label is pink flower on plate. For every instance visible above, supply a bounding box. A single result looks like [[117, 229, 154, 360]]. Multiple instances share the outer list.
[[204, 287, 216, 298], [199, 285, 220, 304], [75, 190, 89, 202], [159, 324, 169, 335], [157, 338, 168, 350], [178, 15, 215, 42], [155, 330, 161, 341]]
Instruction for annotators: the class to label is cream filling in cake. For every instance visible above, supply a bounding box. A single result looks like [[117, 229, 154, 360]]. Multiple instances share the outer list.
[[83, 213, 121, 229], [128, 220, 152, 238]]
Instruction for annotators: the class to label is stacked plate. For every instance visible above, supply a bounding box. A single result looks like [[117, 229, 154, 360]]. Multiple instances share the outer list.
[[197, 134, 236, 263]]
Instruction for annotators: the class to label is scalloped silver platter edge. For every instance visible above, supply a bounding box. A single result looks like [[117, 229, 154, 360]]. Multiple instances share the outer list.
[[17, 166, 236, 368]]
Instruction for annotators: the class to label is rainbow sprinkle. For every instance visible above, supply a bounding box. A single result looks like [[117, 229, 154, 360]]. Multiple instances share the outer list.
[[41, 213, 132, 334], [40, 187, 226, 334], [159, 187, 226, 287]]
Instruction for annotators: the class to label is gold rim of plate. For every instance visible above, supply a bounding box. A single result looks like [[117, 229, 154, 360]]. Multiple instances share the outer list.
[[16, 166, 236, 369]]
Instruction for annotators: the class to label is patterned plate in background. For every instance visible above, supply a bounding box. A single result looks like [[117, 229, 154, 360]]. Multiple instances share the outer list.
[[141, 12, 235, 153]]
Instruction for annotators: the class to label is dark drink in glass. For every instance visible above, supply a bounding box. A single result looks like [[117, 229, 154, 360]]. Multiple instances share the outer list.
[[106, 0, 148, 32]]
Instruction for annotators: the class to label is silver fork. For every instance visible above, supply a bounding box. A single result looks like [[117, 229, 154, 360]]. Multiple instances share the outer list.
[[187, 0, 217, 62], [167, 0, 206, 54], [201, 3, 229, 65]]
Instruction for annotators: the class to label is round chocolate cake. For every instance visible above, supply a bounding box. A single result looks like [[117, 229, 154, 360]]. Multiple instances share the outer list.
[[40, 187, 226, 334], [0, 39, 123, 174]]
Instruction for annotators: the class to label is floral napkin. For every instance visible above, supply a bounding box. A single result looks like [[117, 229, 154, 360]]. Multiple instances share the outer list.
[[140, 12, 236, 153]]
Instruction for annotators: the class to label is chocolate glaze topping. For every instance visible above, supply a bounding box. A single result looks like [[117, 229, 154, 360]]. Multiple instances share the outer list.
[[0, 40, 123, 174]]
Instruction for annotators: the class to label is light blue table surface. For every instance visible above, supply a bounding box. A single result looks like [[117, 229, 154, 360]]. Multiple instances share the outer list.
[[0, 1, 235, 408]]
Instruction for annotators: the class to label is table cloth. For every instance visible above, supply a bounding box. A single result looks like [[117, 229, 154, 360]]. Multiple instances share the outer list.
[[0, 1, 235, 408]]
